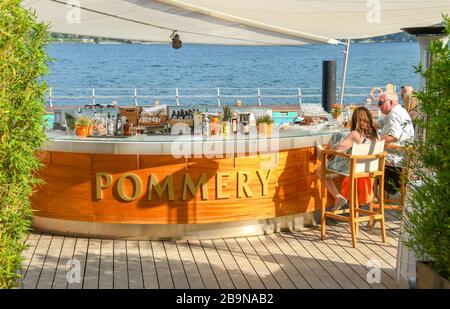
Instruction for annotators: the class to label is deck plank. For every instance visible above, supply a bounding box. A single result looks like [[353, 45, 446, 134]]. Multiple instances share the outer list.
[[126, 241, 144, 289], [278, 233, 341, 289], [211, 239, 250, 289], [21, 233, 41, 280], [52, 237, 77, 289], [67, 238, 89, 289], [246, 236, 296, 289], [113, 240, 128, 289], [330, 223, 398, 270], [151, 241, 174, 289], [163, 241, 189, 289], [138, 241, 159, 289], [223, 238, 265, 289], [176, 241, 205, 289], [22, 211, 401, 290], [23, 234, 53, 289], [288, 231, 355, 289], [37, 236, 64, 289], [83, 239, 101, 289], [187, 240, 220, 289], [234, 237, 281, 289], [325, 224, 399, 289], [257, 235, 311, 289], [267, 233, 326, 289], [99, 239, 113, 289], [200, 240, 234, 289], [305, 228, 378, 289]]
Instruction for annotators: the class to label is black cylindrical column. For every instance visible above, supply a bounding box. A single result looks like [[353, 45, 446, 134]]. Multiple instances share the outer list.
[[322, 60, 336, 113]]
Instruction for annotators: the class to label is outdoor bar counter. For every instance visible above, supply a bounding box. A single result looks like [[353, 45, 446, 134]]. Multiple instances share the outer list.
[[32, 127, 347, 239]]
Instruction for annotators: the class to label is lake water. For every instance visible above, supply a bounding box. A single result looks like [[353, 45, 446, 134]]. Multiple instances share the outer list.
[[46, 42, 421, 106]]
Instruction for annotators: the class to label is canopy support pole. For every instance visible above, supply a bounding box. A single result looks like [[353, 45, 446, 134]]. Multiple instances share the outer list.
[[339, 38, 350, 107]]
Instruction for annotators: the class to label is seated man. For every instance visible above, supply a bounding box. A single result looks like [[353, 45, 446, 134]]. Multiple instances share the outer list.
[[376, 91, 415, 194]]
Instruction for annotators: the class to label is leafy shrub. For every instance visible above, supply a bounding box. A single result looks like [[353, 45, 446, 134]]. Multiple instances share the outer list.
[[0, 0, 50, 288], [65, 112, 75, 130], [256, 114, 274, 125], [404, 16, 450, 280], [75, 116, 93, 126]]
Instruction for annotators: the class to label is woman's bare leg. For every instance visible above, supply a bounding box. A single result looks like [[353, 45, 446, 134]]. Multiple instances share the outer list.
[[317, 165, 348, 209], [325, 179, 340, 198]]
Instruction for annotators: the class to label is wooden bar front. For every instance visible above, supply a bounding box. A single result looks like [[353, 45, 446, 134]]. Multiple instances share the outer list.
[[33, 147, 323, 225]]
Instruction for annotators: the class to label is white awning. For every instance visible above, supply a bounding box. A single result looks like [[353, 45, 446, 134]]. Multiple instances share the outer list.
[[23, 0, 449, 45]]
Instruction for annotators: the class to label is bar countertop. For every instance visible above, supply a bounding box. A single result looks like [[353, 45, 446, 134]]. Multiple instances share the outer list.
[[44, 126, 349, 154]]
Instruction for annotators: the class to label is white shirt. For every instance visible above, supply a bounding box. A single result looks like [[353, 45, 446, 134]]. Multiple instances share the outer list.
[[378, 104, 414, 165]]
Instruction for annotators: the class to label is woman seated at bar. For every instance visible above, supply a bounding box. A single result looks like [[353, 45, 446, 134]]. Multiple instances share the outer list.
[[316, 106, 381, 210]]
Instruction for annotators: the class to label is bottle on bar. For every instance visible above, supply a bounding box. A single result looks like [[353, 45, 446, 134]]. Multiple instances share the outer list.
[[115, 115, 123, 136], [202, 113, 209, 137], [107, 113, 114, 136], [232, 112, 238, 134]]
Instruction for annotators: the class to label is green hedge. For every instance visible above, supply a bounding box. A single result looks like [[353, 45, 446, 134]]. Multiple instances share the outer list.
[[405, 16, 450, 280], [0, 0, 49, 288]]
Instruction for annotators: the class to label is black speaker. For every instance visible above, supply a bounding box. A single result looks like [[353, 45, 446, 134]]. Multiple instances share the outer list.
[[172, 34, 182, 49], [322, 60, 336, 113]]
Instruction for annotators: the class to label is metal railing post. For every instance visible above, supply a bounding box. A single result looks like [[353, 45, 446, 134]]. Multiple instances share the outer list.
[[298, 88, 302, 107], [92, 88, 96, 105], [134, 88, 138, 106], [176, 88, 180, 106], [217, 88, 221, 107], [339, 39, 350, 107], [257, 88, 261, 106], [49, 87, 53, 108]]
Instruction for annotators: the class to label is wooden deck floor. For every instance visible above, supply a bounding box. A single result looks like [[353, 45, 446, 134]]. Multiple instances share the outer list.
[[20, 211, 402, 289]]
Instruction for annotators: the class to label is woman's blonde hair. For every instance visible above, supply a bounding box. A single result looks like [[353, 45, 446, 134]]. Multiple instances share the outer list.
[[351, 106, 378, 140]]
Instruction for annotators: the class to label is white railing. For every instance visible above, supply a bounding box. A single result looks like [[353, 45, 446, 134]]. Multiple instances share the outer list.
[[46, 86, 395, 108]]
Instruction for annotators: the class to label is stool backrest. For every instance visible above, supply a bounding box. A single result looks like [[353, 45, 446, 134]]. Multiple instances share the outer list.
[[351, 140, 385, 173]]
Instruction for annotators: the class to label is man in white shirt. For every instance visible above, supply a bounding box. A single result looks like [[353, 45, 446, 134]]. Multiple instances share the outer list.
[[376, 91, 415, 193]]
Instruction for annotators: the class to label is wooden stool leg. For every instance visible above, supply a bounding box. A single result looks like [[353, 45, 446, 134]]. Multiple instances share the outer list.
[[350, 217, 357, 248], [321, 160, 326, 241], [369, 199, 374, 232], [400, 167, 406, 210], [321, 207, 326, 241], [350, 177, 357, 248], [380, 168, 387, 243], [354, 179, 359, 237], [380, 217, 386, 243]]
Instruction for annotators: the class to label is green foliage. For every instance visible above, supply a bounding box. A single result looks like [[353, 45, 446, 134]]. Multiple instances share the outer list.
[[404, 16, 450, 280], [222, 105, 232, 121], [65, 112, 75, 130], [256, 114, 274, 125], [75, 116, 93, 126], [0, 0, 50, 288]]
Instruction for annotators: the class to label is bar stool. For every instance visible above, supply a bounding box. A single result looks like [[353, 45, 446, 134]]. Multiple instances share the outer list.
[[320, 140, 387, 248], [382, 145, 411, 210]]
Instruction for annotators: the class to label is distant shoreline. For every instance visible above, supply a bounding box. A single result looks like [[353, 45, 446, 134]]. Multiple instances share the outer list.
[[48, 32, 416, 45]]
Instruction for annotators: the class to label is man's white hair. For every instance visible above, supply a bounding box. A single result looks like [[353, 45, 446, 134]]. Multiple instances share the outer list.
[[383, 91, 399, 103]]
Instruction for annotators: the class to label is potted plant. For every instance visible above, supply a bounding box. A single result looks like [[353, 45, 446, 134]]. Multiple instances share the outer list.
[[222, 105, 232, 135], [75, 116, 93, 137], [256, 114, 274, 136], [331, 104, 342, 119], [403, 17, 450, 289]]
